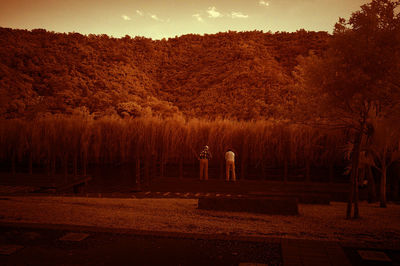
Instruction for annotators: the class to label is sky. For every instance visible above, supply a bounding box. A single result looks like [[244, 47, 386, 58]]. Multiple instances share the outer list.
[[0, 0, 370, 39]]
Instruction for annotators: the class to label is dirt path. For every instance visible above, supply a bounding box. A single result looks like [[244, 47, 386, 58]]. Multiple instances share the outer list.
[[0, 196, 399, 247]]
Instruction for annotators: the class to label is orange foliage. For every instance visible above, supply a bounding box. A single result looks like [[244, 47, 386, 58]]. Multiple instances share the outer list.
[[0, 28, 329, 120]]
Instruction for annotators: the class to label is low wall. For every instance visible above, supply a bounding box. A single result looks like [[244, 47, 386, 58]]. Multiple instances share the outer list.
[[248, 192, 330, 205], [198, 197, 299, 215]]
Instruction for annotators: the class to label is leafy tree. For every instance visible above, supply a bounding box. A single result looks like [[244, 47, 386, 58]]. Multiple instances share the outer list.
[[365, 113, 400, 207], [295, 0, 400, 218]]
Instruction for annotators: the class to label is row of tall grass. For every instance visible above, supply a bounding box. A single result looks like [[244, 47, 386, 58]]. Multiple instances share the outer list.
[[0, 113, 346, 180]]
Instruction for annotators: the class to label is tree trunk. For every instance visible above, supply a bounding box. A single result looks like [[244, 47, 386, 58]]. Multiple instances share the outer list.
[[395, 163, 400, 201], [380, 163, 387, 208], [392, 164, 399, 201], [346, 131, 362, 219], [366, 166, 377, 203], [346, 174, 354, 219], [354, 168, 359, 218]]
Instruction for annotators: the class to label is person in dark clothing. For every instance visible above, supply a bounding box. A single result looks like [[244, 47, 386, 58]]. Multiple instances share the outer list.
[[199, 145, 212, 180]]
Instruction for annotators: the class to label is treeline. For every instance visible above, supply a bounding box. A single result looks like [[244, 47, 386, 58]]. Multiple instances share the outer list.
[[0, 113, 346, 181], [0, 27, 328, 120]]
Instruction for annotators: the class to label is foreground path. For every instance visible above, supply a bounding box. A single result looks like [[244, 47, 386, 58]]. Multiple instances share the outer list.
[[2, 223, 399, 265], [1, 196, 400, 245], [282, 239, 351, 266], [1, 196, 400, 265], [0, 223, 281, 266]]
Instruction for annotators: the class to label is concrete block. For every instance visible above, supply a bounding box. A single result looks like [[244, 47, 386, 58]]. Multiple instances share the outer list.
[[198, 196, 299, 215]]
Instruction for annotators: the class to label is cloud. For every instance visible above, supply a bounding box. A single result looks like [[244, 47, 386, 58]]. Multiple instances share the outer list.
[[259, 0, 270, 7], [192, 14, 204, 22], [149, 14, 163, 22], [121, 15, 131, 21], [230, 11, 249, 19], [136, 10, 167, 22], [207, 6, 223, 18]]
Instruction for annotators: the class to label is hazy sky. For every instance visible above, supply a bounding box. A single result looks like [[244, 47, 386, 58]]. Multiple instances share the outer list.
[[0, 0, 369, 39]]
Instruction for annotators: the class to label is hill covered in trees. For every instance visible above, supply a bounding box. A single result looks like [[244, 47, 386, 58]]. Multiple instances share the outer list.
[[0, 27, 329, 120]]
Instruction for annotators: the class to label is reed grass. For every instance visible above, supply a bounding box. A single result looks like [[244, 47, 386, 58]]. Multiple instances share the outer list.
[[0, 114, 346, 179]]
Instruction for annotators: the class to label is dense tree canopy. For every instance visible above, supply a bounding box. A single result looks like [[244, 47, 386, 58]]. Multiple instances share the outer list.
[[0, 28, 328, 120]]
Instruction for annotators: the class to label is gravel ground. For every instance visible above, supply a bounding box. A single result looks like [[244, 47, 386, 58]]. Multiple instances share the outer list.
[[0, 196, 399, 246]]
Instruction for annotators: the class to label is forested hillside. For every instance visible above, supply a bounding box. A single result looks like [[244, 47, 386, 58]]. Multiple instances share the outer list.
[[0, 27, 329, 120]]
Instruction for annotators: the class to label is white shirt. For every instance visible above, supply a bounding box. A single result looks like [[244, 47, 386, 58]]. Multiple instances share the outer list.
[[225, 151, 235, 162]]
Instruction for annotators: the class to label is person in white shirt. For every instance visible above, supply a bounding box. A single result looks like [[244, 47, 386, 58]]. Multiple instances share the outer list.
[[225, 149, 236, 182]]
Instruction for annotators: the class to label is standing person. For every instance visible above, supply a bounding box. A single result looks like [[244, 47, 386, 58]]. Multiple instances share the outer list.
[[199, 145, 212, 180], [225, 149, 236, 182]]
